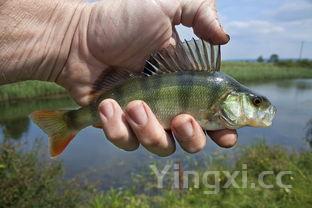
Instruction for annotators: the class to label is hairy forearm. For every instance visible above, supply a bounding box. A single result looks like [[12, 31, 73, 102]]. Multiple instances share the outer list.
[[0, 0, 85, 84]]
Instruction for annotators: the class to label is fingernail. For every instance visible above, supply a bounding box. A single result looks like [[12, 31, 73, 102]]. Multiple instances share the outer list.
[[226, 34, 231, 41], [99, 100, 114, 121], [126, 102, 148, 126], [174, 120, 194, 140]]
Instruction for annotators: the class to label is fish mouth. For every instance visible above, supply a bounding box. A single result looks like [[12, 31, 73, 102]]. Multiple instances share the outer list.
[[260, 105, 277, 127], [220, 105, 277, 129], [248, 105, 277, 128]]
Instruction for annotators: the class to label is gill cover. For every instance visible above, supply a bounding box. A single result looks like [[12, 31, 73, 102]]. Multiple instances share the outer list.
[[221, 93, 276, 128]]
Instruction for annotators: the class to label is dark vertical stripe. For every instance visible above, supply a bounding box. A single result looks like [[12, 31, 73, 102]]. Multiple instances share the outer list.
[[177, 73, 193, 111], [149, 76, 163, 113], [139, 77, 150, 99], [113, 85, 124, 103], [139, 76, 163, 106]]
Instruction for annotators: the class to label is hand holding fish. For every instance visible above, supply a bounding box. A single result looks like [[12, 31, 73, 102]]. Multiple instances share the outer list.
[[58, 0, 230, 106], [0, 0, 255, 157], [55, 0, 235, 156]]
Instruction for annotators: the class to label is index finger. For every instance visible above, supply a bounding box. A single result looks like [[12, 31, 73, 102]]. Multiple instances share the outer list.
[[179, 0, 230, 44]]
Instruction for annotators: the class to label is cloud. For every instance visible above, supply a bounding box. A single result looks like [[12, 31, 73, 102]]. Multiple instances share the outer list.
[[217, 0, 312, 59], [280, 18, 312, 41], [223, 17, 312, 42], [225, 20, 285, 36], [269, 0, 312, 21], [89, 0, 312, 59]]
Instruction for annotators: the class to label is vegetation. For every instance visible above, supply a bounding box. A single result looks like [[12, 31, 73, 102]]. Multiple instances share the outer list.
[[0, 97, 77, 140], [0, 141, 95, 208], [88, 142, 312, 208], [275, 59, 312, 68], [256, 56, 264, 63], [0, 97, 76, 121], [0, 62, 311, 102], [1, 139, 312, 208], [0, 81, 67, 102], [268, 54, 279, 63], [222, 62, 312, 83]]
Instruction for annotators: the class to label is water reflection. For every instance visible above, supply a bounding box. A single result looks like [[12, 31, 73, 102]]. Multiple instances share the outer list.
[[0, 97, 77, 141], [305, 118, 312, 149], [275, 79, 312, 91], [0, 117, 30, 140], [0, 97, 76, 121]]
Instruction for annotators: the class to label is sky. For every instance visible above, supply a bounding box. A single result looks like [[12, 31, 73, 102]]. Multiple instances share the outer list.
[[177, 0, 312, 60]]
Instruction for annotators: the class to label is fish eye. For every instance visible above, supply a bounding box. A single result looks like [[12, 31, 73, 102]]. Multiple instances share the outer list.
[[252, 96, 263, 106]]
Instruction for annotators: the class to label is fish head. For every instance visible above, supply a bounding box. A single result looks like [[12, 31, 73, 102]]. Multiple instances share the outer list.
[[220, 91, 276, 129]]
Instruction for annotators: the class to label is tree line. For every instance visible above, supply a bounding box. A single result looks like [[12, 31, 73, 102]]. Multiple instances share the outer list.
[[257, 54, 312, 68]]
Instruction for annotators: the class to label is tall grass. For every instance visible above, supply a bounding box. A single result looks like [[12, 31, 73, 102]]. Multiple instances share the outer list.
[[1, 139, 312, 207], [0, 81, 67, 102], [222, 62, 312, 83], [88, 143, 312, 208], [0, 141, 95, 207]]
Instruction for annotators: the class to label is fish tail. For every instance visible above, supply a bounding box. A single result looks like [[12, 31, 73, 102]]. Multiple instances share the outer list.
[[30, 110, 78, 158]]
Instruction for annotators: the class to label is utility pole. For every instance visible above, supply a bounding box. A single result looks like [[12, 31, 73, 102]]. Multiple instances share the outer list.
[[299, 41, 304, 60]]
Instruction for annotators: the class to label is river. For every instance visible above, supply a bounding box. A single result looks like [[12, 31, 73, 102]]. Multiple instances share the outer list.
[[1, 79, 312, 189]]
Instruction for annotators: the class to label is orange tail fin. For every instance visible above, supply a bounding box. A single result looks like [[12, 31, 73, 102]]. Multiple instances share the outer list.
[[30, 110, 77, 158]]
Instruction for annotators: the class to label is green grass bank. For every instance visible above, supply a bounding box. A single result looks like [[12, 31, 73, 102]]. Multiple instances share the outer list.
[[222, 62, 312, 83], [0, 81, 67, 102], [0, 62, 311, 102], [1, 140, 312, 208]]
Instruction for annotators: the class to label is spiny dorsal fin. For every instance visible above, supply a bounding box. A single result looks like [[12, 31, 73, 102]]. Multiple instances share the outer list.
[[90, 39, 221, 100], [145, 38, 221, 74]]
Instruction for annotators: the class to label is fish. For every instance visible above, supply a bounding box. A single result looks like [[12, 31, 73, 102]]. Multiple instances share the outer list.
[[30, 39, 276, 158]]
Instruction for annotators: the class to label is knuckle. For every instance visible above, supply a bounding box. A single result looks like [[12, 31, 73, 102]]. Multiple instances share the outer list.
[[143, 137, 161, 148], [105, 129, 128, 142], [140, 130, 164, 148], [180, 136, 206, 154]]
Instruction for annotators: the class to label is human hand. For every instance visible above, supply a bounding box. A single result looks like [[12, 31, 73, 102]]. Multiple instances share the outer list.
[[57, 0, 237, 156]]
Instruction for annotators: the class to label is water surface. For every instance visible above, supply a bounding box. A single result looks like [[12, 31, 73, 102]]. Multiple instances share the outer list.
[[1, 79, 312, 189]]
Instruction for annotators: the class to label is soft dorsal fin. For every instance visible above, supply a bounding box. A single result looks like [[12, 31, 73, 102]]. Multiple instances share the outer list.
[[92, 68, 135, 93], [91, 39, 221, 99], [90, 67, 142, 99], [144, 38, 221, 75]]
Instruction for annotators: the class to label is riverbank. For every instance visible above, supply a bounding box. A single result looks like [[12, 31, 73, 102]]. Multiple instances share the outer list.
[[1, 141, 311, 207], [0, 80, 67, 102], [0, 62, 311, 102], [222, 62, 312, 83]]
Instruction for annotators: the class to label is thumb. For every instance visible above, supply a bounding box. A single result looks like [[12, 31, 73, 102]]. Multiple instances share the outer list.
[[179, 0, 230, 45]]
